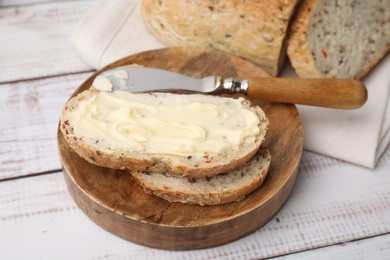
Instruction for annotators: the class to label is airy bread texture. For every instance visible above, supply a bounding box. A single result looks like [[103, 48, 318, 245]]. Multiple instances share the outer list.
[[141, 0, 299, 76], [131, 148, 271, 206], [60, 90, 269, 178], [287, 0, 390, 79]]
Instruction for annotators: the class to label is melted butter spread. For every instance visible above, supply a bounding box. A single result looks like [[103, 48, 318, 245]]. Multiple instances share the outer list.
[[70, 91, 260, 156]]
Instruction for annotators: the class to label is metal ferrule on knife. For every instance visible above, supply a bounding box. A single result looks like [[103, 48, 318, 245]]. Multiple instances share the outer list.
[[220, 78, 249, 95]]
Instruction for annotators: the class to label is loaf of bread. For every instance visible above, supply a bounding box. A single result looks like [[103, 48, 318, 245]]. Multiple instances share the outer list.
[[287, 0, 390, 79], [131, 148, 271, 206], [60, 89, 269, 178], [141, 0, 300, 76]]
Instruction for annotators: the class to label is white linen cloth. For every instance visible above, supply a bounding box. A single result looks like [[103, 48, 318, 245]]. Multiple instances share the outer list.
[[71, 0, 390, 168]]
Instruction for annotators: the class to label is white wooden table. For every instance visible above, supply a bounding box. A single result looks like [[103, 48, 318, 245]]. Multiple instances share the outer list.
[[1, 1, 390, 259]]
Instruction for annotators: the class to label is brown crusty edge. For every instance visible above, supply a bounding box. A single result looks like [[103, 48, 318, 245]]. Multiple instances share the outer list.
[[141, 0, 300, 76], [355, 45, 390, 80], [287, 0, 390, 80], [131, 148, 271, 206], [286, 0, 323, 78]]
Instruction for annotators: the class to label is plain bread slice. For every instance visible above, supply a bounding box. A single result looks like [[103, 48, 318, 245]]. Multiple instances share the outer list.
[[131, 148, 271, 206], [287, 0, 390, 79]]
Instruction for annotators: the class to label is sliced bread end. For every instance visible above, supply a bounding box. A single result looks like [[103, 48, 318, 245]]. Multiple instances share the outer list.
[[287, 0, 390, 79]]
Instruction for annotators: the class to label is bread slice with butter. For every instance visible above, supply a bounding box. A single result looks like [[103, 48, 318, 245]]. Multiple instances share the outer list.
[[131, 148, 271, 206], [60, 89, 269, 178]]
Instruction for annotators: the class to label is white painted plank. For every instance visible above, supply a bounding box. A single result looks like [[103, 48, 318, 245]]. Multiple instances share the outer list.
[[0, 0, 80, 8], [278, 234, 390, 260], [0, 72, 92, 179], [0, 173, 137, 260], [0, 1, 93, 83], [0, 149, 389, 259]]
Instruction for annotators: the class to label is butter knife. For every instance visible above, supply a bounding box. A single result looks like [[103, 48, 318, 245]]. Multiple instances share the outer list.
[[92, 67, 367, 109]]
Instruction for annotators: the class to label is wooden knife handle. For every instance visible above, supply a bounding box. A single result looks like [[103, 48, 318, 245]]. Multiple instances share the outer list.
[[247, 78, 367, 109]]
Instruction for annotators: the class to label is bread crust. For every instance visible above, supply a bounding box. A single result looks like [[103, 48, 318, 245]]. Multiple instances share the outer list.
[[60, 90, 269, 178], [141, 0, 299, 76], [287, 0, 390, 79], [354, 45, 390, 80], [131, 148, 271, 206], [286, 0, 322, 78]]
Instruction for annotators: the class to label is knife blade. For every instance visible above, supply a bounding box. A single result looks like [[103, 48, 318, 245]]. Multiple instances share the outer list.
[[92, 66, 367, 109]]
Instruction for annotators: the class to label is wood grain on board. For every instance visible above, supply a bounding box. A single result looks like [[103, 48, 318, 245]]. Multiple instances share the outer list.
[[58, 47, 304, 250]]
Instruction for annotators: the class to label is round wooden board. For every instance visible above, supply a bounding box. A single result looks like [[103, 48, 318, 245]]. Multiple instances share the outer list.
[[57, 47, 303, 250]]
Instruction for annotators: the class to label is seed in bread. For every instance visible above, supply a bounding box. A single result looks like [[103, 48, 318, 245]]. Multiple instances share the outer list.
[[287, 0, 390, 79], [60, 89, 269, 177], [131, 148, 271, 206], [141, 0, 300, 76]]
